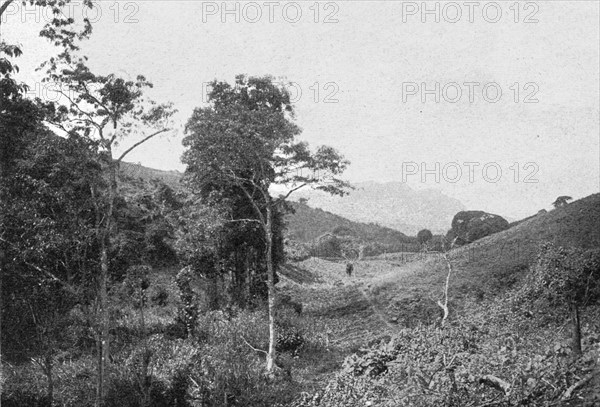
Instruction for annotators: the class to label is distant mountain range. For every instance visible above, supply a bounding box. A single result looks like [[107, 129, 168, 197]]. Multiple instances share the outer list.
[[293, 181, 466, 235], [119, 163, 466, 236]]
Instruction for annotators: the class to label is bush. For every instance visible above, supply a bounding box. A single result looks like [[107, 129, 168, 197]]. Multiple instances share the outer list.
[[310, 234, 341, 258], [284, 240, 312, 262], [342, 338, 397, 377], [276, 324, 305, 356], [184, 309, 299, 406], [104, 335, 198, 407], [1, 356, 96, 407], [289, 294, 600, 407], [1, 391, 48, 407], [513, 243, 600, 309], [104, 375, 174, 407], [151, 286, 170, 307]]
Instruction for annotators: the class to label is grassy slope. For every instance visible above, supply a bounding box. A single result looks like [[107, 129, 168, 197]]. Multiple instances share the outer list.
[[367, 193, 600, 321], [277, 193, 600, 402], [278, 258, 400, 391]]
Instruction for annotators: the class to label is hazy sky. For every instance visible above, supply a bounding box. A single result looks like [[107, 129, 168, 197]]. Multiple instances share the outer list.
[[2, 1, 599, 220]]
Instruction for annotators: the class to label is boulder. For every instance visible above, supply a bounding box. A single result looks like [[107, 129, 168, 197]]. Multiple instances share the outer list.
[[449, 210, 509, 246]]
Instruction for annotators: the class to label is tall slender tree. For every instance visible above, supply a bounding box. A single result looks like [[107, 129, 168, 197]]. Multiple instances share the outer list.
[[40, 57, 175, 405], [182, 75, 351, 372]]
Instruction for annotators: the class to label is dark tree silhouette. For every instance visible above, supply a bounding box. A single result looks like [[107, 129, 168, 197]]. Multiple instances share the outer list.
[[552, 196, 573, 208], [417, 229, 433, 245]]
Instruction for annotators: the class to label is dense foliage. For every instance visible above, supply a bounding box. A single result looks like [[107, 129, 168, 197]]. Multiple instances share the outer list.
[[2, 4, 598, 404], [285, 297, 600, 407]]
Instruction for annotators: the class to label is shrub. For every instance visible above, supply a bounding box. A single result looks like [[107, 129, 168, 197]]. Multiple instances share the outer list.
[[290, 293, 600, 407], [184, 309, 300, 406], [310, 234, 341, 258], [276, 324, 305, 356], [342, 338, 397, 377], [284, 240, 312, 262], [151, 286, 170, 307], [513, 243, 600, 354], [417, 229, 433, 245]]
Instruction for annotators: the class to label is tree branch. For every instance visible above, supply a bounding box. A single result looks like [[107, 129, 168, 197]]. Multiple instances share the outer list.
[[54, 88, 102, 131], [225, 170, 267, 226], [273, 182, 308, 205], [241, 335, 268, 356], [117, 128, 170, 162], [0, 0, 13, 18], [80, 80, 111, 117], [561, 372, 595, 401], [0, 237, 80, 296], [479, 375, 511, 395]]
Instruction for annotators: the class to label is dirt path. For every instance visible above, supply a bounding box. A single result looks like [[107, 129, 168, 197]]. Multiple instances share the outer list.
[[278, 257, 409, 391], [280, 258, 402, 347]]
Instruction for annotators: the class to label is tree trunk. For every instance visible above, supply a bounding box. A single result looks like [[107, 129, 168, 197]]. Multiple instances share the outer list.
[[140, 292, 151, 407], [0, 107, 6, 406], [96, 242, 109, 407], [569, 301, 582, 356], [265, 205, 277, 373], [436, 253, 453, 327], [244, 249, 251, 308], [45, 355, 54, 407], [0, 224, 3, 407], [96, 158, 117, 407]]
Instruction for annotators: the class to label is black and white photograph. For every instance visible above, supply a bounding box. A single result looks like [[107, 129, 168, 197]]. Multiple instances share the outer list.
[[1, 1, 599, 405]]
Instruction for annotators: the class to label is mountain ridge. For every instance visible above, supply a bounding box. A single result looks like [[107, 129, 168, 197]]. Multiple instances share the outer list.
[[120, 162, 471, 236], [294, 181, 467, 235]]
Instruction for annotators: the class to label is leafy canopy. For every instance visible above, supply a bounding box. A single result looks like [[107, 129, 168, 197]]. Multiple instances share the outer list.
[[182, 74, 351, 199]]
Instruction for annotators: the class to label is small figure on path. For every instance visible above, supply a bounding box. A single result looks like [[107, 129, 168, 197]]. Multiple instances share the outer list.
[[346, 262, 354, 277]]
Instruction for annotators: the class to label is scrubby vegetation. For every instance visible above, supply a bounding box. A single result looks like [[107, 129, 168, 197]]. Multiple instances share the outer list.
[[287, 241, 600, 407], [2, 6, 599, 405]]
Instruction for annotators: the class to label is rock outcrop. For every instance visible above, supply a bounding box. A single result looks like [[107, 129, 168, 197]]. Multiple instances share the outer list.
[[448, 210, 509, 246]]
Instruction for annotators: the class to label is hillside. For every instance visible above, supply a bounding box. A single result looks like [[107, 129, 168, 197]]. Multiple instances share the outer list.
[[285, 201, 415, 245], [294, 181, 466, 235], [117, 163, 466, 236], [118, 162, 419, 248], [274, 193, 600, 405], [119, 161, 184, 191], [367, 193, 600, 321]]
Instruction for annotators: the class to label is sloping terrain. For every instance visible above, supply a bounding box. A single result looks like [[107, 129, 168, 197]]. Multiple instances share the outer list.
[[276, 194, 600, 405], [367, 193, 600, 322], [294, 181, 466, 234], [277, 258, 405, 389], [120, 161, 185, 191], [279, 258, 397, 348], [285, 201, 415, 245], [118, 162, 417, 248]]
